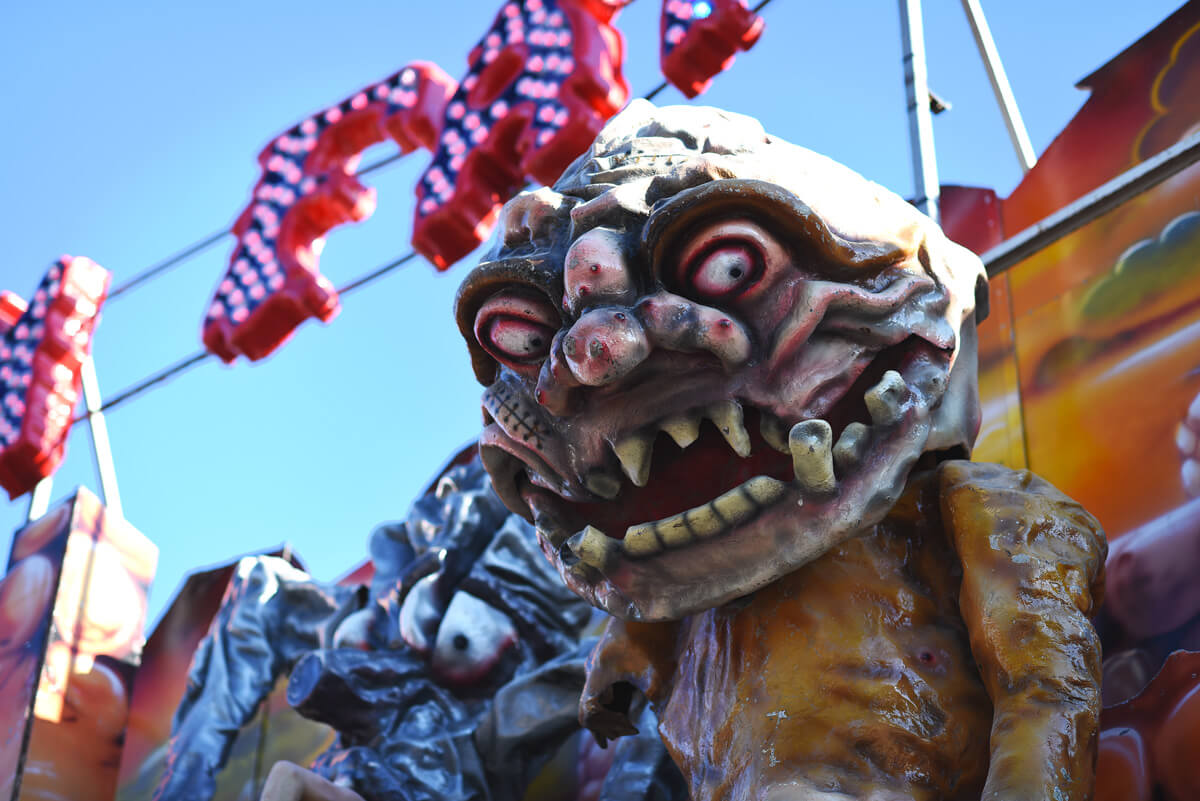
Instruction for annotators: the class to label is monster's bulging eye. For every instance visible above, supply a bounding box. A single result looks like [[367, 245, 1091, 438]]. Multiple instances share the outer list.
[[685, 243, 763, 299], [662, 218, 785, 307], [487, 318, 552, 361], [475, 293, 558, 368]]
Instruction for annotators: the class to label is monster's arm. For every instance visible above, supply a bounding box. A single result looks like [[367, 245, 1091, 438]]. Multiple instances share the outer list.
[[939, 461, 1107, 801], [580, 617, 681, 746]]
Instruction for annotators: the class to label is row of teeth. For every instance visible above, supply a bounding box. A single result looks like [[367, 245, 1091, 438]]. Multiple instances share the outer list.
[[565, 370, 916, 571], [592, 370, 910, 495]]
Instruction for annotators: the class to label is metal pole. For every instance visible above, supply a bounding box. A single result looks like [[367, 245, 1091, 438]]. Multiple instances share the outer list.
[[26, 477, 52, 522], [79, 356, 123, 519], [899, 0, 940, 223], [960, 0, 1038, 173], [983, 129, 1200, 275]]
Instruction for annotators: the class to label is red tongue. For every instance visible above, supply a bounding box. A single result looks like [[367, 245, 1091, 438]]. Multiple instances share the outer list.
[[571, 412, 794, 538]]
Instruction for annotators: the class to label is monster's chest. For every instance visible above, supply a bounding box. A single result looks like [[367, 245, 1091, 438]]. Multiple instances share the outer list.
[[652, 519, 994, 801]]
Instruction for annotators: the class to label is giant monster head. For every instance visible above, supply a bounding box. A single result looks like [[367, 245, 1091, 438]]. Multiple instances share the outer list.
[[456, 102, 988, 621]]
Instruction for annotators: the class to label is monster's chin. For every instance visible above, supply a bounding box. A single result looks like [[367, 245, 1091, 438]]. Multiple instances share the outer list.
[[523, 340, 962, 621]]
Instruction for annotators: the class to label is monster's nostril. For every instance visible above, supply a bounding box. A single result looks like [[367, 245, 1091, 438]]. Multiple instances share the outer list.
[[453, 633, 470, 651]]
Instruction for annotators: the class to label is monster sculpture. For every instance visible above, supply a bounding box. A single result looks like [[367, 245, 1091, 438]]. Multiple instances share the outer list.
[[456, 101, 1109, 801], [156, 454, 683, 801]]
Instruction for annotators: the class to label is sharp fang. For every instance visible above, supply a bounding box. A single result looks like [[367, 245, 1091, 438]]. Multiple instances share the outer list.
[[864, 370, 906, 426], [760, 413, 790, 453], [611, 431, 654, 486], [624, 523, 663, 557], [789, 420, 836, 493], [566, 525, 617, 570], [585, 472, 621, 500], [706, 401, 751, 457], [660, 414, 701, 449], [832, 422, 869, 474]]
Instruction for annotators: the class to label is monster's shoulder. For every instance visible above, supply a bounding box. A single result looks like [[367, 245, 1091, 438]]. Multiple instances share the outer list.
[[935, 459, 1108, 609], [935, 460, 1103, 536]]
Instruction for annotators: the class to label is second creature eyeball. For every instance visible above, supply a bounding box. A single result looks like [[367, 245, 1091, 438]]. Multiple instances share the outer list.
[[475, 292, 559, 368]]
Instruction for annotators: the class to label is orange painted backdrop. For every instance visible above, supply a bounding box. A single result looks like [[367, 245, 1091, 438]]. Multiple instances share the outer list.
[[967, 3, 1200, 543]]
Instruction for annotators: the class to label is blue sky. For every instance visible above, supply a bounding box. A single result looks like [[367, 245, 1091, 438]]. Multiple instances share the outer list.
[[0, 0, 1184, 626]]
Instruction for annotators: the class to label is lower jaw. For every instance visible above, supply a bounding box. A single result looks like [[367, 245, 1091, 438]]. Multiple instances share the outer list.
[[546, 476, 902, 622], [543, 497, 816, 621], [536, 360, 948, 620]]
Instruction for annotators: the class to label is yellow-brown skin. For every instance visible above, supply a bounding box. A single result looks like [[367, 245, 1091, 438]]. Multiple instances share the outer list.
[[582, 461, 1107, 801]]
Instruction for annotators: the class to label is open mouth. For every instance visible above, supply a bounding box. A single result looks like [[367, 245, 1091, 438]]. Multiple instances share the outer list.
[[513, 336, 946, 564], [566, 407, 795, 538]]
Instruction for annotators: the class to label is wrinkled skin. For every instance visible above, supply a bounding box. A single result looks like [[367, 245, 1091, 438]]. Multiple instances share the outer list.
[[458, 102, 1108, 800], [155, 458, 636, 801], [457, 101, 983, 621], [579, 462, 1107, 801]]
